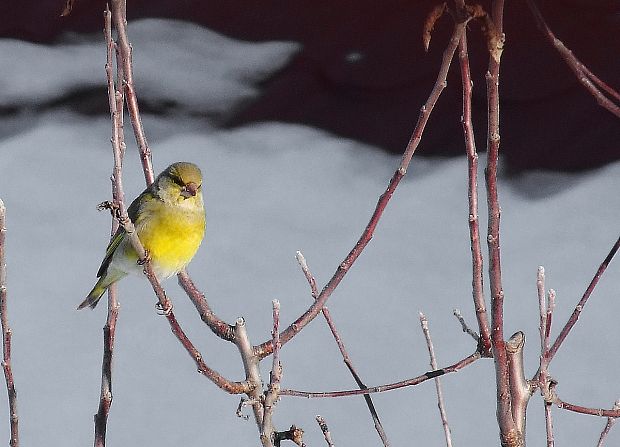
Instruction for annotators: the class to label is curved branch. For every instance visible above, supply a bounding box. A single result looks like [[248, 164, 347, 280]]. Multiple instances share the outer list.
[[177, 271, 235, 342], [280, 352, 480, 398], [526, 0, 620, 118], [546, 235, 620, 363], [254, 17, 470, 360]]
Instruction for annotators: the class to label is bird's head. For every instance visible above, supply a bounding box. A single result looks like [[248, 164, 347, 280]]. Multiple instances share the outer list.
[[155, 162, 203, 206]]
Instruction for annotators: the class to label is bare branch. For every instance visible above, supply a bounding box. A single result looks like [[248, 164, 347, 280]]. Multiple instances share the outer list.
[[316, 415, 336, 447], [261, 300, 283, 446], [296, 251, 390, 446], [280, 352, 480, 398], [109, 0, 155, 184], [234, 318, 268, 432], [254, 14, 472, 361], [481, 1, 522, 445], [554, 399, 620, 419], [457, 19, 491, 356], [177, 271, 235, 342], [142, 260, 251, 394], [0, 199, 18, 447], [526, 0, 620, 118], [453, 309, 479, 342], [505, 332, 532, 439], [537, 266, 547, 355], [544, 400, 554, 447], [419, 313, 453, 447], [537, 267, 555, 447], [546, 235, 620, 363], [596, 400, 620, 447], [94, 8, 124, 445]]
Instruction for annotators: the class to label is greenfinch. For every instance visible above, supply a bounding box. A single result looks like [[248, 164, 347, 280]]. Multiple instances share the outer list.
[[78, 162, 206, 310]]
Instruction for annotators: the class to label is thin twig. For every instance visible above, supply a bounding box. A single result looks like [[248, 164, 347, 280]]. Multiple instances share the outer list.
[[110, 0, 154, 184], [0, 199, 18, 447], [554, 399, 620, 418], [596, 400, 620, 447], [316, 415, 335, 447], [457, 20, 491, 356], [261, 300, 282, 446], [94, 8, 123, 446], [254, 13, 473, 361], [526, 0, 620, 118], [452, 308, 479, 342], [280, 351, 480, 398], [296, 251, 390, 446], [419, 313, 453, 447], [537, 267, 547, 355], [546, 235, 620, 364], [536, 267, 554, 447]]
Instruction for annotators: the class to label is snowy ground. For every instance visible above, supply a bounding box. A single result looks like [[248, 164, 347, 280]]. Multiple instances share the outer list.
[[0, 19, 619, 447]]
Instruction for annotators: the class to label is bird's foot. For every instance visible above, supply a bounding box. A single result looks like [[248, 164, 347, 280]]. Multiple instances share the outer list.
[[137, 250, 151, 266], [156, 301, 173, 316]]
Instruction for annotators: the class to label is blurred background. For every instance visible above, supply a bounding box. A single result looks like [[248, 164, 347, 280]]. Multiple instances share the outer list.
[[3, 0, 619, 171]]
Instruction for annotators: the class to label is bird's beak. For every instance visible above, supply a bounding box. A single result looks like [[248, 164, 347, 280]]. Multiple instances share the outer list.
[[181, 182, 198, 198]]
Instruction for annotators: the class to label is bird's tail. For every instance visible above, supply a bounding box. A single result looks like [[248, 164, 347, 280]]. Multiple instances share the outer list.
[[77, 270, 125, 310], [77, 282, 107, 310]]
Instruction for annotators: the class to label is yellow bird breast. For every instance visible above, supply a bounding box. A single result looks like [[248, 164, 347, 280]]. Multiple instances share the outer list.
[[137, 206, 205, 278]]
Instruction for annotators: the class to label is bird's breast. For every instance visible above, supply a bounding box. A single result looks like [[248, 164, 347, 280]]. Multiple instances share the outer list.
[[137, 205, 206, 278]]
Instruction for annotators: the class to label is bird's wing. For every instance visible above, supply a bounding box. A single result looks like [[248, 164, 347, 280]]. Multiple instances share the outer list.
[[96, 187, 158, 278], [96, 226, 125, 278]]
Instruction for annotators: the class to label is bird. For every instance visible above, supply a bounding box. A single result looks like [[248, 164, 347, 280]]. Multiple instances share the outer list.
[[78, 162, 206, 310]]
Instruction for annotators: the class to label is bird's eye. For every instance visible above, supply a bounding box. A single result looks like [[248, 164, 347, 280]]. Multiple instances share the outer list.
[[180, 182, 198, 198]]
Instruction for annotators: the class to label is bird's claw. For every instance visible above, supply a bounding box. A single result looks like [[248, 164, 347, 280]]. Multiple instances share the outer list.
[[137, 250, 151, 266], [156, 301, 173, 316]]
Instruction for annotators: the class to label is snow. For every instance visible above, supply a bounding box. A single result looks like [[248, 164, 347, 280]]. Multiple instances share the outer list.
[[0, 18, 619, 447], [0, 19, 300, 116]]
